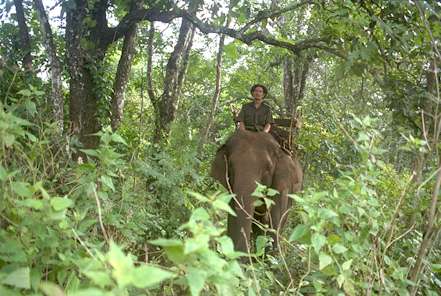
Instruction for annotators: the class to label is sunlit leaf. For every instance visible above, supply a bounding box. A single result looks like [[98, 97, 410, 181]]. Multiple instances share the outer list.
[[50, 197, 73, 211], [186, 267, 207, 296], [11, 182, 33, 198], [289, 224, 308, 242], [311, 233, 327, 253], [1, 267, 30, 289], [132, 265, 175, 288], [319, 253, 333, 270]]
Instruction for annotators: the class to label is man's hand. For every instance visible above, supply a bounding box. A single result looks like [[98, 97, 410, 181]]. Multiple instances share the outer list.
[[239, 122, 246, 131], [263, 123, 271, 133]]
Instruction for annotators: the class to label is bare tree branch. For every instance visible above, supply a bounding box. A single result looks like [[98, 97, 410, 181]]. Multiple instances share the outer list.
[[181, 10, 344, 57], [105, 8, 180, 46], [104, 1, 343, 58], [146, 22, 156, 104], [239, 0, 313, 34]]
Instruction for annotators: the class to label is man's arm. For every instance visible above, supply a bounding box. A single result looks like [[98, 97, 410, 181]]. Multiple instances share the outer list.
[[263, 106, 274, 133], [263, 123, 271, 133], [236, 105, 246, 130]]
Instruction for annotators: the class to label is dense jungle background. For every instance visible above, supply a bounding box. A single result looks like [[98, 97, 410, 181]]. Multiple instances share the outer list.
[[1, 0, 441, 295]]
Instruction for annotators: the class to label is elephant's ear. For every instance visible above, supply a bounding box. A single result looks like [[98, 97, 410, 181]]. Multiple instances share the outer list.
[[211, 145, 228, 189]]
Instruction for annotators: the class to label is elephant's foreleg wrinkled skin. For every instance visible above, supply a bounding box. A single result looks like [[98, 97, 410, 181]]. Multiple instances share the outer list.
[[228, 195, 254, 253], [228, 172, 263, 253], [269, 154, 302, 250], [268, 188, 290, 249]]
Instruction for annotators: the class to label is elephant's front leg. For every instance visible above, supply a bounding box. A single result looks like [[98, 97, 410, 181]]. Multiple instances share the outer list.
[[228, 194, 254, 253], [269, 188, 290, 250]]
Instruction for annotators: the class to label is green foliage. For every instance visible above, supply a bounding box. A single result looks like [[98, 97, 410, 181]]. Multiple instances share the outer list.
[[2, 0, 441, 294], [289, 116, 439, 295]]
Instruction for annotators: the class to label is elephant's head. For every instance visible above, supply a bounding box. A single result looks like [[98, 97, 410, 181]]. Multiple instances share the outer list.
[[211, 130, 281, 197], [211, 130, 302, 253]]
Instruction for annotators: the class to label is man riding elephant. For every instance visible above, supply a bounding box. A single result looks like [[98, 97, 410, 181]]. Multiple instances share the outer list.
[[212, 85, 303, 254], [236, 84, 274, 133]]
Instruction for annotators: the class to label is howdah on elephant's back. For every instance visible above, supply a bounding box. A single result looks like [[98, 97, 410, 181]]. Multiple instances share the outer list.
[[211, 130, 303, 253]]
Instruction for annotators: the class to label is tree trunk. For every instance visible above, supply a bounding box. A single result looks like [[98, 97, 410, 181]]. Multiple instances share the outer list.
[[175, 26, 196, 111], [13, 0, 32, 71], [111, 23, 138, 130], [65, 0, 86, 136], [408, 59, 440, 294], [153, 0, 201, 143], [33, 0, 64, 133], [283, 54, 311, 116], [146, 22, 156, 104], [198, 33, 227, 153], [65, 0, 107, 149], [153, 18, 194, 142]]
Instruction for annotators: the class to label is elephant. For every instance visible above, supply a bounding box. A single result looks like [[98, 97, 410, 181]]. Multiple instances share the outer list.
[[211, 129, 303, 253]]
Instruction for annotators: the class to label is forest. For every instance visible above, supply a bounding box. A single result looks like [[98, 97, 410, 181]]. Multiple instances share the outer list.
[[0, 0, 440, 295]]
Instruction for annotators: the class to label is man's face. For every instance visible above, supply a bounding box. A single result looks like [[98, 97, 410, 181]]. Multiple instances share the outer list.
[[252, 86, 265, 102]]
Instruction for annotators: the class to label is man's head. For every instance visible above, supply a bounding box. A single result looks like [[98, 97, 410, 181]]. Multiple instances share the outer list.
[[250, 84, 268, 102]]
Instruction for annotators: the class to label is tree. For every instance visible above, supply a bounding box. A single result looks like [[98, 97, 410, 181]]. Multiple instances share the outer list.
[[111, 3, 139, 131], [13, 0, 32, 71], [33, 0, 63, 133]]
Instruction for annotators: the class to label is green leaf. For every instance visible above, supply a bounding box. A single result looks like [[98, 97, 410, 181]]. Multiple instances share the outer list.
[[319, 253, 333, 270], [189, 208, 210, 222], [25, 132, 37, 142], [110, 134, 127, 145], [432, 263, 441, 273], [149, 239, 186, 264], [17, 89, 32, 97], [255, 236, 269, 256], [69, 288, 104, 296], [263, 197, 275, 209], [186, 267, 207, 296], [342, 259, 352, 271], [149, 239, 183, 248], [132, 265, 175, 288], [100, 175, 115, 192], [337, 274, 345, 288], [188, 192, 209, 202], [107, 242, 134, 288], [266, 188, 278, 196], [39, 282, 64, 296], [213, 199, 236, 216], [0, 165, 7, 181], [0, 285, 21, 296], [11, 182, 33, 198], [50, 197, 73, 211], [216, 236, 242, 259], [311, 233, 327, 253], [251, 184, 265, 197], [24, 100, 37, 115], [17, 199, 44, 210], [34, 182, 50, 199], [83, 271, 112, 288], [289, 224, 308, 242], [184, 235, 210, 254], [332, 244, 348, 254], [2, 267, 30, 289], [79, 149, 99, 157], [318, 208, 338, 219]]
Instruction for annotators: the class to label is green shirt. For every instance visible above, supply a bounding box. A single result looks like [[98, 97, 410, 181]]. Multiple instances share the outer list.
[[236, 102, 274, 131]]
